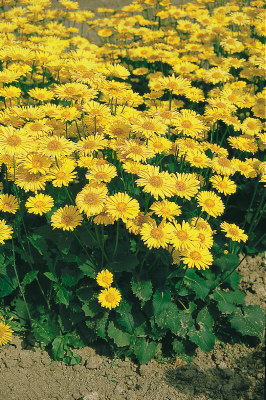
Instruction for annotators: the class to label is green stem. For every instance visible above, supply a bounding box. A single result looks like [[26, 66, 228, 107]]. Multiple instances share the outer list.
[[95, 225, 109, 262], [73, 231, 96, 268], [242, 176, 260, 230], [112, 219, 120, 261]]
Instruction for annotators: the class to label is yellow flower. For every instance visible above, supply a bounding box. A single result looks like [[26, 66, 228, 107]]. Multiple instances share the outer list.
[[170, 220, 200, 251], [180, 246, 213, 270], [76, 185, 107, 217], [51, 205, 83, 231], [136, 165, 176, 200], [21, 153, 51, 174], [105, 192, 140, 223], [220, 222, 248, 243], [96, 270, 113, 288], [0, 219, 13, 245], [0, 126, 33, 156], [211, 156, 235, 176], [93, 207, 115, 226], [15, 167, 47, 193], [171, 173, 200, 200], [149, 200, 181, 222], [38, 135, 76, 160], [140, 220, 173, 249], [0, 318, 13, 346], [0, 194, 19, 214], [119, 139, 155, 163], [185, 150, 211, 169], [25, 194, 54, 216], [175, 109, 205, 138], [197, 191, 225, 218], [191, 217, 212, 233], [126, 211, 153, 235], [85, 164, 117, 184], [98, 287, 122, 310], [209, 175, 237, 195], [50, 163, 77, 188]]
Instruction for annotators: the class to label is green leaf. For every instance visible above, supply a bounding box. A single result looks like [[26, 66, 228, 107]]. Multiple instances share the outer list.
[[107, 320, 131, 347], [61, 266, 83, 287], [116, 312, 135, 335], [153, 290, 172, 316], [54, 283, 70, 306], [131, 278, 153, 302], [57, 235, 73, 255], [174, 311, 194, 339], [134, 338, 157, 364], [21, 271, 38, 291], [28, 234, 53, 269], [78, 261, 96, 278], [223, 270, 243, 291], [229, 305, 265, 342], [107, 253, 139, 272], [96, 312, 109, 340], [0, 259, 18, 297], [213, 253, 239, 271], [188, 308, 216, 352], [210, 288, 246, 314], [52, 337, 64, 361], [32, 317, 59, 345], [44, 272, 58, 282], [155, 303, 180, 334], [184, 269, 210, 300]]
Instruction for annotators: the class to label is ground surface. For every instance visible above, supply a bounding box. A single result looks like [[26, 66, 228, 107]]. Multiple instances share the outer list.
[[1, 255, 265, 400]]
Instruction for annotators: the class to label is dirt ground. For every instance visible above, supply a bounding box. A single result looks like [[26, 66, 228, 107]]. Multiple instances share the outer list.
[[1, 254, 265, 400]]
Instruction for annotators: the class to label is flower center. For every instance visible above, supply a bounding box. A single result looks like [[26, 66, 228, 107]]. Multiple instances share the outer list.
[[151, 228, 164, 240], [142, 122, 155, 130], [216, 102, 226, 108], [218, 158, 231, 167], [83, 193, 99, 205], [105, 293, 115, 303], [56, 171, 66, 179], [130, 146, 142, 155], [204, 199, 215, 208], [34, 201, 44, 208], [212, 72, 223, 79], [198, 233, 205, 243], [176, 230, 188, 241], [219, 181, 228, 189], [228, 228, 239, 236], [61, 215, 73, 225], [47, 140, 62, 151], [153, 142, 164, 149], [161, 111, 172, 119], [149, 176, 163, 188], [228, 94, 237, 102], [175, 181, 186, 191], [30, 123, 43, 131], [94, 171, 109, 180], [246, 121, 257, 130], [190, 250, 202, 261], [193, 156, 203, 163], [64, 87, 76, 95], [181, 120, 193, 129], [113, 128, 124, 136], [7, 135, 21, 147], [116, 202, 127, 212]]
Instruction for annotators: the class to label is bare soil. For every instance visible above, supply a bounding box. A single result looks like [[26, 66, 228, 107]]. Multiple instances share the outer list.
[[1, 255, 265, 400]]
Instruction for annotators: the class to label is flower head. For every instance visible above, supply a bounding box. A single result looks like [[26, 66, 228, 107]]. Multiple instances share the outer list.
[[96, 270, 113, 288], [220, 222, 248, 243], [105, 192, 140, 223], [25, 194, 54, 216], [98, 287, 122, 310], [0, 318, 13, 346], [197, 191, 225, 218], [51, 205, 83, 231], [0, 219, 13, 245]]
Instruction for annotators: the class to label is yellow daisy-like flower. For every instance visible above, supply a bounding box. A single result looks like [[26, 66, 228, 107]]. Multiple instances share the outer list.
[[50, 163, 77, 188], [158, 74, 192, 95], [96, 270, 113, 288], [0, 126, 33, 156], [0, 219, 13, 245], [105, 192, 140, 223], [122, 161, 148, 176], [197, 191, 225, 218], [211, 156, 235, 176], [170, 220, 200, 251], [136, 165, 176, 200], [21, 153, 51, 174], [140, 220, 173, 249], [85, 164, 117, 184], [171, 173, 200, 200], [220, 222, 248, 243], [0, 318, 13, 346], [241, 117, 262, 136], [38, 135, 76, 159], [51, 205, 83, 231], [209, 175, 237, 195], [25, 194, 54, 216], [231, 159, 255, 179], [197, 229, 214, 250], [77, 134, 108, 156], [149, 200, 181, 222], [180, 246, 213, 270], [175, 109, 204, 138], [147, 136, 172, 154], [93, 207, 115, 226], [15, 167, 47, 193], [191, 217, 212, 233], [125, 211, 153, 235], [98, 286, 122, 309], [0, 194, 19, 214], [76, 185, 107, 217], [119, 139, 155, 163], [185, 150, 211, 169]]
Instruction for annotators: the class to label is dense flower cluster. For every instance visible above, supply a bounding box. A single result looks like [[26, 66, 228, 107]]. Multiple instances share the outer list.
[[0, 0, 265, 313]]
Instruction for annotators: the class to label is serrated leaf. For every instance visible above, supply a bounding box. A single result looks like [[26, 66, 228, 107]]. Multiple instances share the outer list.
[[116, 312, 135, 334], [131, 279, 153, 302], [184, 269, 210, 300], [213, 253, 239, 271], [61, 266, 83, 287], [54, 283, 70, 306], [96, 312, 109, 340], [188, 325, 216, 352], [134, 338, 157, 364], [32, 318, 59, 344], [175, 312, 194, 339], [196, 308, 213, 330], [153, 290, 172, 316], [107, 253, 139, 272], [52, 337, 64, 361], [211, 288, 246, 314], [172, 339, 185, 355], [155, 303, 180, 334], [229, 305, 265, 342], [78, 261, 96, 278], [107, 320, 131, 347], [223, 270, 243, 291], [21, 271, 38, 291], [44, 272, 58, 282]]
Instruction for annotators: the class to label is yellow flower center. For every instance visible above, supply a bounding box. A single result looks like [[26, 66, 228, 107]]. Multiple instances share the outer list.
[[193, 156, 203, 163], [204, 199, 215, 208], [112, 128, 124, 136], [56, 171, 66, 179], [190, 250, 202, 260], [176, 230, 188, 241], [30, 123, 43, 131], [219, 181, 228, 189], [160, 111, 172, 119], [2, 203, 11, 211], [228, 228, 239, 236], [105, 292, 115, 303], [212, 72, 223, 79], [130, 145, 142, 155], [142, 121, 155, 130], [116, 202, 127, 212], [64, 87, 76, 95], [151, 228, 164, 240], [83, 193, 99, 205], [94, 171, 109, 180], [6, 135, 21, 147], [149, 176, 163, 188], [61, 111, 72, 118], [227, 38, 236, 45], [32, 160, 42, 168], [246, 121, 257, 130], [166, 82, 179, 90], [47, 140, 62, 151], [181, 120, 193, 129], [34, 201, 45, 208], [216, 102, 226, 108], [198, 233, 205, 243], [61, 215, 73, 225], [218, 158, 231, 167], [153, 142, 163, 149], [175, 181, 186, 191], [228, 94, 237, 102]]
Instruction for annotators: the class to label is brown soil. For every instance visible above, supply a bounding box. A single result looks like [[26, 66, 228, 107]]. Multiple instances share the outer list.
[[1, 255, 265, 400]]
